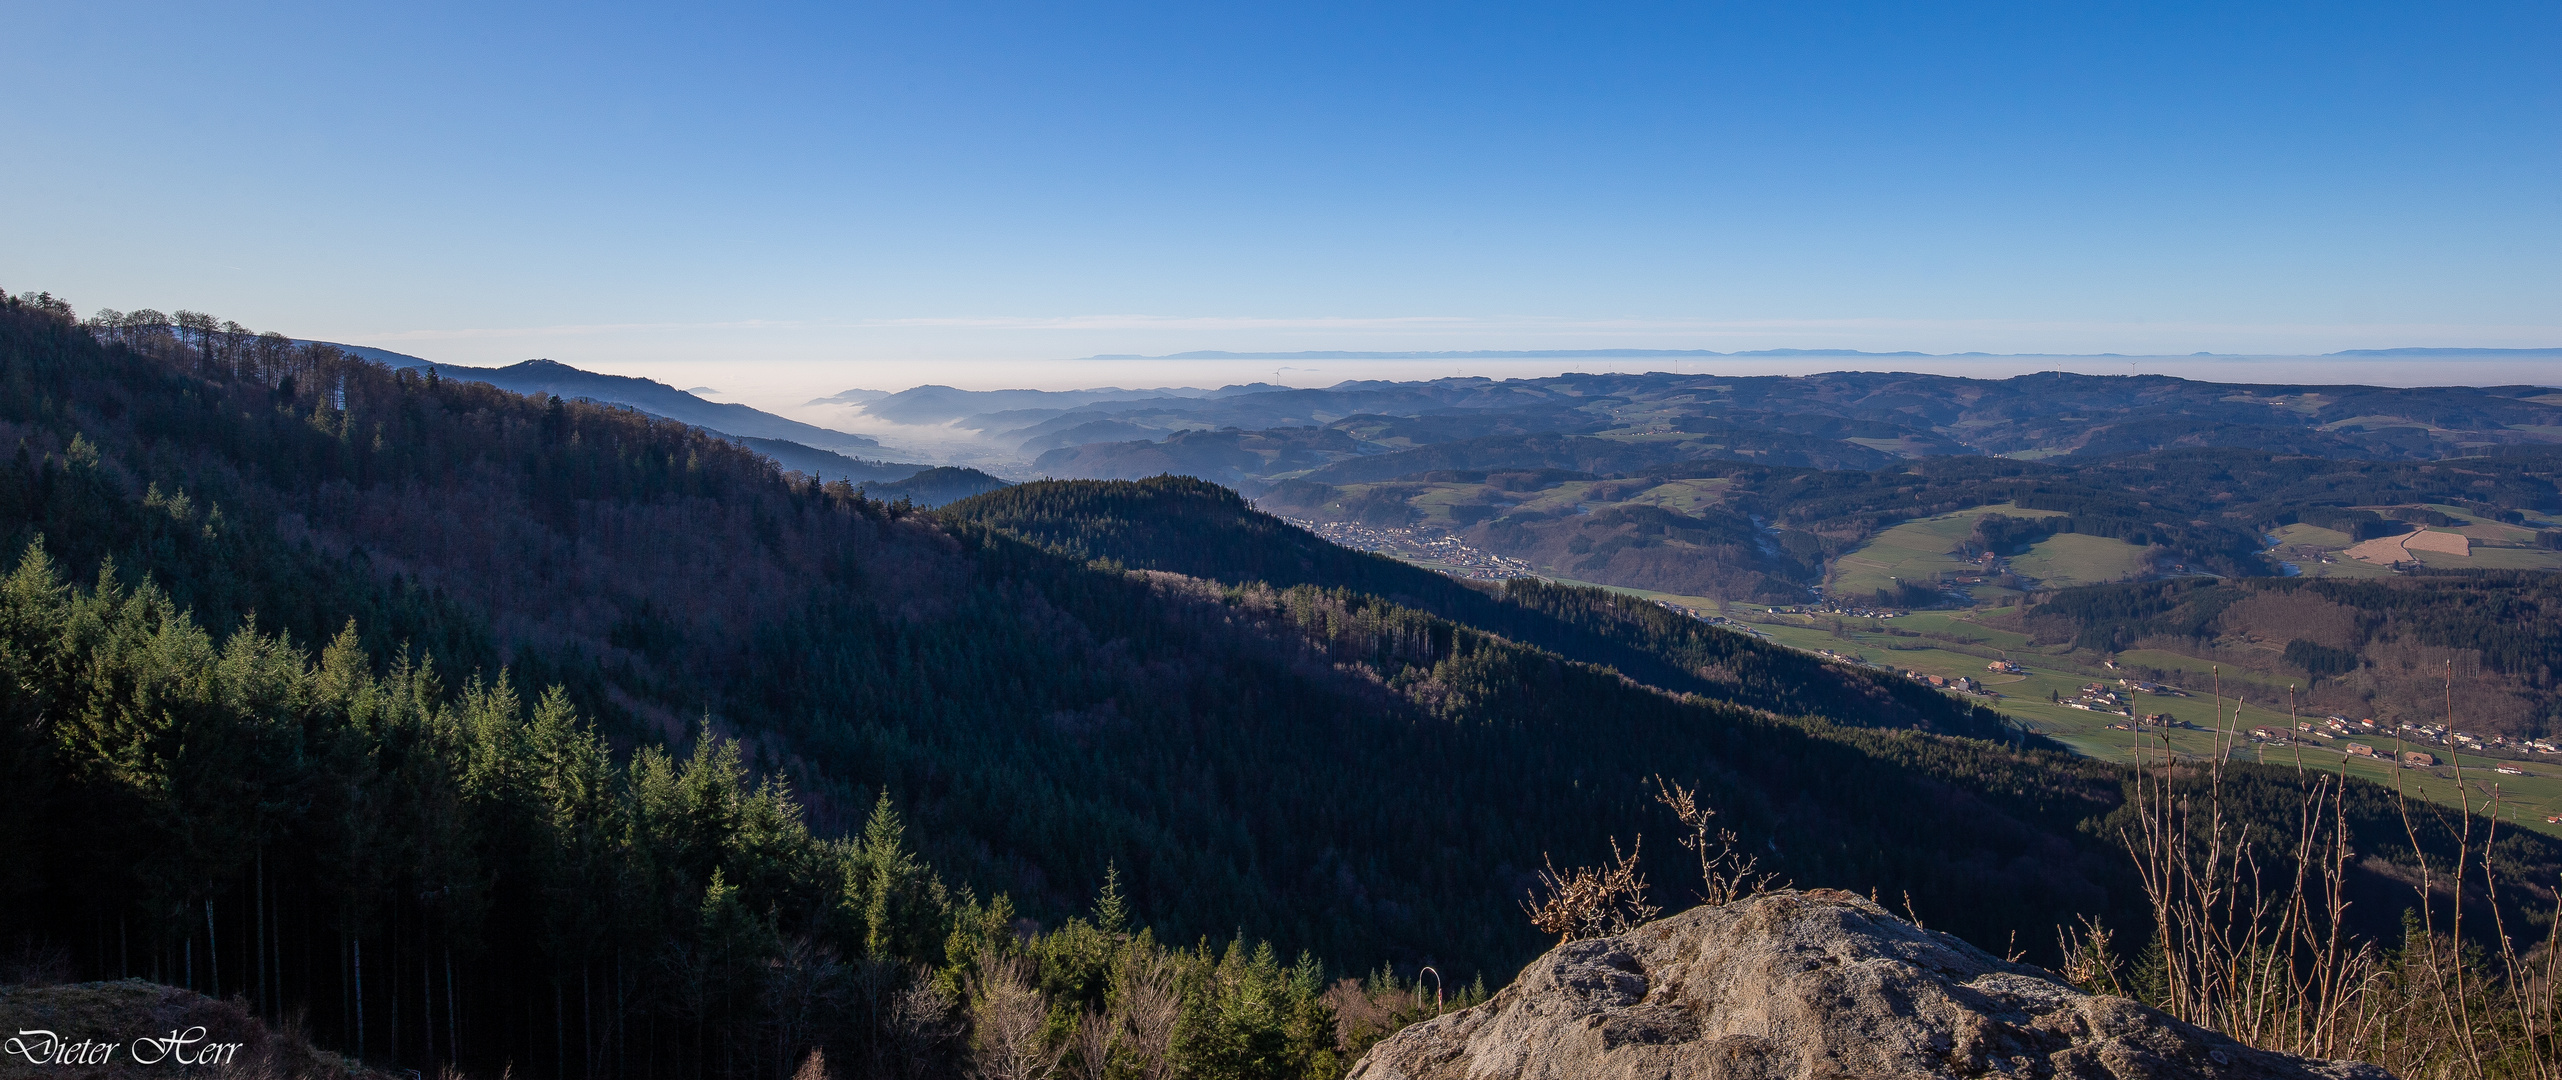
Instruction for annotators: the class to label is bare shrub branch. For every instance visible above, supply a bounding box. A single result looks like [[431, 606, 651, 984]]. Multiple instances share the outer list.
[[1652, 776, 1782, 908], [1522, 836, 1657, 943]]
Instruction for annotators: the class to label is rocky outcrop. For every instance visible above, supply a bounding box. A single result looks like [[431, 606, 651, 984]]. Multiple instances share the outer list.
[[1349, 889, 2389, 1080]]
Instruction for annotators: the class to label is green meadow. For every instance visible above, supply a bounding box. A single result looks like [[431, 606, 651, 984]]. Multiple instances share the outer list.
[[1733, 607, 2562, 837], [1825, 502, 2150, 601]]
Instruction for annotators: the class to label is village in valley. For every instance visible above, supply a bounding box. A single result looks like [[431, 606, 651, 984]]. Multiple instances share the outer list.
[[1283, 518, 1539, 580], [1298, 524, 2562, 832]]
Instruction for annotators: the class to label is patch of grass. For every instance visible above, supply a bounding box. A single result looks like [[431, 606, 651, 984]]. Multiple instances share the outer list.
[[1825, 503, 2069, 601], [1625, 478, 1732, 514], [2271, 503, 2562, 574], [1730, 611, 2562, 837], [2418, 545, 2562, 571], [2007, 532, 2153, 589], [2271, 523, 2356, 548], [2111, 649, 2293, 698]]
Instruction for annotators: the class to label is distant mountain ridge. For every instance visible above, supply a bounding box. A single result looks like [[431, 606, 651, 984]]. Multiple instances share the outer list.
[[10, 292, 2192, 997], [1071, 347, 2562, 360], [2327, 347, 2562, 357], [1077, 349, 1927, 360], [313, 342, 932, 482], [841, 381, 1282, 426], [400, 358, 886, 451]]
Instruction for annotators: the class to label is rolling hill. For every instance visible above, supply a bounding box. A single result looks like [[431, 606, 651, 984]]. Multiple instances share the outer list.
[[8, 294, 2182, 1002], [319, 343, 934, 480], [409, 358, 897, 456], [10, 295, 2558, 1080]]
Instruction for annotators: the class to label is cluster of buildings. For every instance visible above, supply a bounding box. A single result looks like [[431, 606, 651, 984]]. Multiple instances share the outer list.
[[2230, 714, 2556, 774], [2334, 742, 2441, 768], [2281, 715, 2560, 757], [1684, 611, 1772, 640], [2077, 679, 2208, 729], [1780, 602, 1907, 619], [2064, 682, 2133, 714], [1288, 520, 1536, 581], [2105, 713, 2190, 732], [1909, 671, 1988, 695], [1946, 550, 2010, 587], [1802, 648, 1998, 697]]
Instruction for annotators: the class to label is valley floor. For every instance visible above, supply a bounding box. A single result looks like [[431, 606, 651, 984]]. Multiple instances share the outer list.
[[1392, 563, 2562, 838], [1733, 609, 2562, 836]]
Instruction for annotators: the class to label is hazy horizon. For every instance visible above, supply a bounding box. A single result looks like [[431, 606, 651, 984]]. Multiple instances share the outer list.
[[9, 3, 2556, 375], [318, 345, 2562, 415]]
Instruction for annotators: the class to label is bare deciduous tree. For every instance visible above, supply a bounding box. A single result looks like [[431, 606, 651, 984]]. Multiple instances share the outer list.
[[885, 974, 960, 1080], [1062, 1007, 1116, 1080], [967, 950, 1063, 1080], [764, 937, 844, 1080], [1112, 951, 1180, 1080]]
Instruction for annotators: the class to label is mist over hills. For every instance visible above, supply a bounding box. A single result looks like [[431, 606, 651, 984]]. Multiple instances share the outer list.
[[812, 367, 2562, 480], [306, 345, 2562, 498], [2327, 347, 2562, 357], [3, 294, 2196, 999], [316, 342, 935, 482], [388, 351, 2562, 615], [10, 297, 2561, 1080], [390, 357, 891, 454], [1067, 346, 2562, 360]]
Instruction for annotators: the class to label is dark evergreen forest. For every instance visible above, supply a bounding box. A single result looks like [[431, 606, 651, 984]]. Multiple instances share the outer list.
[[940, 476, 2016, 736], [3, 292, 2555, 1079]]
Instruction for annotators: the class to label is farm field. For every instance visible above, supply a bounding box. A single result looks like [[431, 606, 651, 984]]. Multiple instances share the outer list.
[[2110, 648, 2300, 702], [2267, 523, 2401, 578], [2005, 532, 2155, 589], [1824, 504, 2053, 600], [2429, 545, 2562, 571], [2271, 504, 2562, 575], [1731, 606, 2562, 837], [1352, 500, 2562, 836], [1824, 502, 2151, 602]]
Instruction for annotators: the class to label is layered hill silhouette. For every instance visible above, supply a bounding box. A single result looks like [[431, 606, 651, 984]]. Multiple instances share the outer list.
[[6, 294, 2556, 1080], [943, 476, 2011, 733], [857, 464, 1012, 507], [5, 295, 2165, 988], [325, 343, 932, 481]]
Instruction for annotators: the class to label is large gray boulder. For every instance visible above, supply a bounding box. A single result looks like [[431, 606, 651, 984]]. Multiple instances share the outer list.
[[1349, 889, 2389, 1080]]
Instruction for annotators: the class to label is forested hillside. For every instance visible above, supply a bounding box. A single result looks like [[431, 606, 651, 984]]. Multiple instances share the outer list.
[[0, 292, 2130, 1070], [1256, 446, 2562, 600], [876, 368, 2562, 472], [942, 476, 2013, 736], [855, 465, 1011, 508], [5, 291, 2556, 1080]]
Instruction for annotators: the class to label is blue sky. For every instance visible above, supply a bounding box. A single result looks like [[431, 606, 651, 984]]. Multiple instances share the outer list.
[[4, 1, 2557, 379]]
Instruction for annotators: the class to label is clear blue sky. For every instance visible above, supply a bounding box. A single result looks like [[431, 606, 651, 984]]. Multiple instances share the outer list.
[[4, 1, 2557, 369]]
